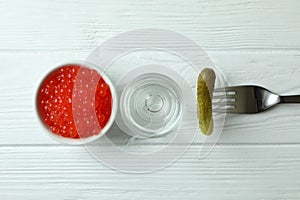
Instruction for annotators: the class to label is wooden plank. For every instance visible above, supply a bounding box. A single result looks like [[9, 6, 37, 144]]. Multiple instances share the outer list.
[[0, 0, 300, 51], [1, 1, 300, 199], [0, 145, 299, 199], [1, 51, 300, 145]]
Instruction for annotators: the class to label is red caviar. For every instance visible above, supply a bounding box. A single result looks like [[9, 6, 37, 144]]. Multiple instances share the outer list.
[[37, 65, 112, 139]]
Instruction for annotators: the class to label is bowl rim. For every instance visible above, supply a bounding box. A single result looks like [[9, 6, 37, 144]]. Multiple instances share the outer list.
[[34, 60, 118, 145]]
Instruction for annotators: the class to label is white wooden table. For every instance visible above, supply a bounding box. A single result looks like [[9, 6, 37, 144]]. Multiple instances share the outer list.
[[1, 0, 300, 199]]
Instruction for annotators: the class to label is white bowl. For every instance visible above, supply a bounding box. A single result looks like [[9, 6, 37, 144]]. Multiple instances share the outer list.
[[34, 61, 118, 145]]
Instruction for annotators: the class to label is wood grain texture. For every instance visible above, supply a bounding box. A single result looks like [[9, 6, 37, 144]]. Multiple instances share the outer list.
[[0, 0, 300, 51], [0, 0, 300, 199], [1, 51, 300, 145], [0, 145, 300, 199]]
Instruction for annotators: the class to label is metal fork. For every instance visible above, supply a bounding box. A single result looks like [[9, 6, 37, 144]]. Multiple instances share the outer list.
[[213, 85, 300, 114]]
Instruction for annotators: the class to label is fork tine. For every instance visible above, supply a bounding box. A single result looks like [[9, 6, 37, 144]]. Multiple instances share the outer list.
[[212, 94, 236, 103], [213, 96, 236, 113], [214, 86, 239, 93], [214, 85, 274, 114], [213, 88, 225, 92], [214, 87, 233, 92], [212, 101, 235, 107], [213, 108, 235, 113], [212, 86, 242, 113], [212, 94, 228, 99]]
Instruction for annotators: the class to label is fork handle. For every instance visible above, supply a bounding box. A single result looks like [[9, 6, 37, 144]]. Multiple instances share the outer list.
[[280, 95, 300, 103]]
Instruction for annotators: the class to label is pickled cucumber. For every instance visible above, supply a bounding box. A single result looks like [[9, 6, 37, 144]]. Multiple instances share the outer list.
[[197, 68, 216, 135]]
